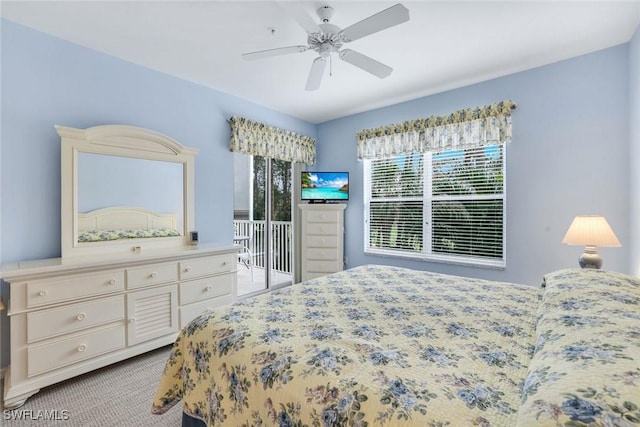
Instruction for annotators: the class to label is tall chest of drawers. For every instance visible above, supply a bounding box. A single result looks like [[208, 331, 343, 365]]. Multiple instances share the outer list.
[[1, 245, 237, 409], [299, 204, 346, 281]]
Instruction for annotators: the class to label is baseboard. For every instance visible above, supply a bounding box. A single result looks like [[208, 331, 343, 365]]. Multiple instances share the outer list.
[[0, 366, 5, 381]]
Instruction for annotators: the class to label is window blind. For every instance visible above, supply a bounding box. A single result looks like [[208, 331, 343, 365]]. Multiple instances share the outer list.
[[365, 145, 505, 267], [367, 155, 424, 252]]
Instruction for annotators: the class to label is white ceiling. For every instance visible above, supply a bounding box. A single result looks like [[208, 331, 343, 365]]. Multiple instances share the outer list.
[[2, 1, 640, 124]]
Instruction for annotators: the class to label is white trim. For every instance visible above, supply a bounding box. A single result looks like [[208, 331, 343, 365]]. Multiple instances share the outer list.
[[424, 152, 433, 254], [364, 248, 506, 270]]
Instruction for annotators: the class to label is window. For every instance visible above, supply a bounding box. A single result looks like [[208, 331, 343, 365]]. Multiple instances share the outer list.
[[364, 144, 505, 268]]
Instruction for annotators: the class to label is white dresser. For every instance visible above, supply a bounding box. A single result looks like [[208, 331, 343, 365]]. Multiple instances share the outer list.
[[299, 204, 346, 281], [1, 244, 237, 409]]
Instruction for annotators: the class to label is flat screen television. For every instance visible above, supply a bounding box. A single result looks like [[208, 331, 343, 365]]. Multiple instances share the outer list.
[[301, 171, 349, 203]]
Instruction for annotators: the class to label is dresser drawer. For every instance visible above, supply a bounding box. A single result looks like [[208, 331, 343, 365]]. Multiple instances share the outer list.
[[27, 324, 125, 377], [179, 275, 233, 305], [304, 271, 330, 281], [305, 235, 339, 248], [179, 254, 233, 280], [26, 271, 124, 308], [306, 210, 340, 223], [126, 262, 178, 289], [305, 223, 339, 235], [305, 248, 339, 261], [179, 295, 231, 328], [306, 260, 341, 273], [27, 295, 124, 343]]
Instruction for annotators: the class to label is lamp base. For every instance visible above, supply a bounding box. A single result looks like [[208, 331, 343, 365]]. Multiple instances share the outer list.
[[579, 246, 602, 269]]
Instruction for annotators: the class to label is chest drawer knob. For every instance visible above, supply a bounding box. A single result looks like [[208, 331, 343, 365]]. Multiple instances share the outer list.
[[108, 279, 116, 285], [128, 317, 136, 323], [39, 290, 48, 297], [205, 285, 213, 292], [222, 261, 228, 266], [184, 266, 192, 273], [149, 272, 158, 279], [77, 344, 87, 352], [76, 313, 86, 321]]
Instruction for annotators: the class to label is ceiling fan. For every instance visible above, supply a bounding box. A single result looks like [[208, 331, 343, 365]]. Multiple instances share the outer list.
[[242, 3, 410, 91]]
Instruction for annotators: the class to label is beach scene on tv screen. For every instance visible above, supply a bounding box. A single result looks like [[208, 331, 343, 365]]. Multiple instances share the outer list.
[[302, 172, 349, 200]]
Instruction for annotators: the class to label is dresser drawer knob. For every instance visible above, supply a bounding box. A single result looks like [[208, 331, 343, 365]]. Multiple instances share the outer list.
[[222, 261, 228, 266], [184, 266, 192, 273], [39, 290, 48, 297], [108, 279, 116, 285], [205, 285, 213, 292], [128, 317, 136, 323], [150, 272, 158, 279], [77, 344, 87, 352], [76, 313, 86, 321]]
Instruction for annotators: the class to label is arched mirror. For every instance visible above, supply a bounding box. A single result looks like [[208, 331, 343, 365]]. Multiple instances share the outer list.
[[58, 124, 198, 258]]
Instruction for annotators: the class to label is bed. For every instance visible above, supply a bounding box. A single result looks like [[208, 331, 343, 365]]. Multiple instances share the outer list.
[[77, 206, 181, 242], [152, 265, 640, 426]]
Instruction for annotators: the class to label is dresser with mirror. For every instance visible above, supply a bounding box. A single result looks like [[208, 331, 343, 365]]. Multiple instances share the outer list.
[[2, 125, 238, 409]]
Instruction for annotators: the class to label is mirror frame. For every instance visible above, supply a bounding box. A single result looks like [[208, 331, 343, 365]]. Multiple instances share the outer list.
[[58, 124, 199, 258]]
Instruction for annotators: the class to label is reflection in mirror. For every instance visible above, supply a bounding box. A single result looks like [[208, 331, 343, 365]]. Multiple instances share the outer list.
[[77, 153, 184, 240], [58, 124, 198, 258]]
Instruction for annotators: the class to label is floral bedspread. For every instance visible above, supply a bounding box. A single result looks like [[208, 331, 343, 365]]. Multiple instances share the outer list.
[[152, 264, 541, 426], [516, 268, 640, 426], [77, 227, 181, 242]]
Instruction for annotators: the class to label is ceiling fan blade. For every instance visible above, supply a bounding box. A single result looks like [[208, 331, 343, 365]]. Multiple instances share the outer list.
[[242, 45, 308, 61], [339, 49, 393, 79], [305, 57, 327, 91], [276, 1, 322, 35], [340, 3, 410, 42]]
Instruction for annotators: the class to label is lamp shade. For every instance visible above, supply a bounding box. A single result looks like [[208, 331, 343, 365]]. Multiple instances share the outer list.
[[562, 215, 621, 247]]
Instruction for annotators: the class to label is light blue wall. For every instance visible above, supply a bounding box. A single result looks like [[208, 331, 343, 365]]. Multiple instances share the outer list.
[[0, 19, 316, 368], [317, 45, 630, 287], [77, 153, 184, 214], [0, 19, 316, 264], [630, 26, 640, 276]]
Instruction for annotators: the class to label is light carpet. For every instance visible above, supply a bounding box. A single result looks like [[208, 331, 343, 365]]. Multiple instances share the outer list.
[[1, 346, 183, 426]]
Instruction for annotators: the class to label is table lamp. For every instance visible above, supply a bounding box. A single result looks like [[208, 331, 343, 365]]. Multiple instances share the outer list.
[[562, 215, 621, 269]]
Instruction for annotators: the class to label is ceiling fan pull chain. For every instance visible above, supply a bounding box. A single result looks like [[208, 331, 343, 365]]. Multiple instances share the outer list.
[[330, 54, 333, 77]]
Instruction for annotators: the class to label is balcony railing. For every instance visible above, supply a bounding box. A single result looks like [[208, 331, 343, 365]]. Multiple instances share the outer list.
[[234, 220, 293, 274]]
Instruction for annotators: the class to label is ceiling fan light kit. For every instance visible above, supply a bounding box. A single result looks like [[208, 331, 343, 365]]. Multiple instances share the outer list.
[[242, 3, 410, 91]]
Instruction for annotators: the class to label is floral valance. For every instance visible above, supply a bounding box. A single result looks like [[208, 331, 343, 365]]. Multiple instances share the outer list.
[[356, 100, 516, 160], [229, 116, 316, 164]]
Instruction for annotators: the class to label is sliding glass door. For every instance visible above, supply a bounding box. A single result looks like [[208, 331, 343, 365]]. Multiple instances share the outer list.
[[234, 154, 293, 296]]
